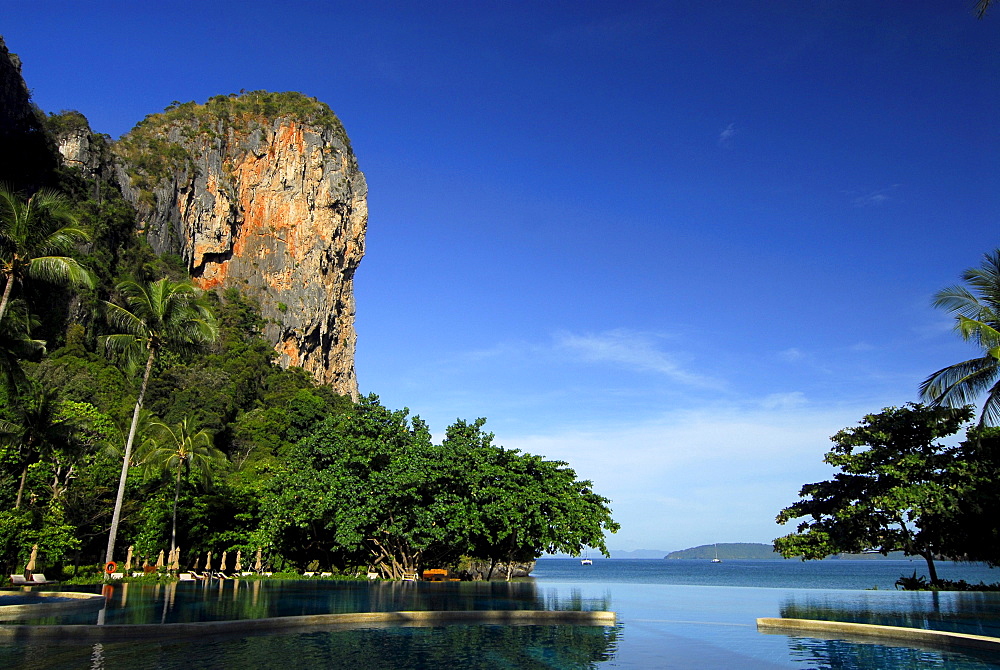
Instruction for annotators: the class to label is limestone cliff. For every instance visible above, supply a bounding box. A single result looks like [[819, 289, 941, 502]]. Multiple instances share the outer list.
[[111, 93, 366, 397], [0, 35, 61, 190]]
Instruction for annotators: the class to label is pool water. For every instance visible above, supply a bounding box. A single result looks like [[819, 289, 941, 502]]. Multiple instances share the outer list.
[[2, 573, 1000, 668]]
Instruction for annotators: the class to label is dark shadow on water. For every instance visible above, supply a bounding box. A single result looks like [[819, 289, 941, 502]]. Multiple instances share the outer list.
[[1, 623, 620, 670], [0, 580, 619, 669]]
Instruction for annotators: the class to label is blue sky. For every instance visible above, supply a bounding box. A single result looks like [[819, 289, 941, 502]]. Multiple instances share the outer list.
[[6, 2, 999, 552]]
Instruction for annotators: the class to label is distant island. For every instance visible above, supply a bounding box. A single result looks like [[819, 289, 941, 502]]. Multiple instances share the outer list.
[[664, 543, 912, 560], [665, 543, 784, 560]]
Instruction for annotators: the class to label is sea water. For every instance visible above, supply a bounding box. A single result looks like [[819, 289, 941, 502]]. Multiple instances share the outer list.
[[3, 559, 1000, 669], [533, 557, 1000, 591]]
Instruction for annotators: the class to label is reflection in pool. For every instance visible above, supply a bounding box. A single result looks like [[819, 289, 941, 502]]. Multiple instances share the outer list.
[[2, 579, 1000, 668]]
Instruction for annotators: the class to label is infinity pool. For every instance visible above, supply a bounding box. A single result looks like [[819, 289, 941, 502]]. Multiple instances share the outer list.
[[2, 579, 999, 669]]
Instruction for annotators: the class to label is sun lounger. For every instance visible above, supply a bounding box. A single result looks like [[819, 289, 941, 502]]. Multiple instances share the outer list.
[[302, 571, 315, 577], [30, 574, 56, 584], [319, 572, 332, 577], [178, 572, 196, 581], [9, 575, 28, 585], [109, 572, 124, 579]]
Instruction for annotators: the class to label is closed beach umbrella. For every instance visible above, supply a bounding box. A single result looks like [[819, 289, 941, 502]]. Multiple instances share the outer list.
[[206, 551, 212, 571], [220, 551, 228, 572], [254, 548, 262, 572], [125, 545, 134, 571], [26, 544, 38, 572], [171, 547, 180, 571], [235, 550, 242, 572], [156, 550, 164, 568]]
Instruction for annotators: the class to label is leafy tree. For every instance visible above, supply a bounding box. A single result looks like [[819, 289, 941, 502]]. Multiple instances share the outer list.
[[774, 404, 974, 585], [439, 418, 619, 579], [265, 396, 619, 579], [139, 417, 227, 556], [931, 425, 1000, 567], [921, 249, 1000, 426], [0, 183, 92, 323], [100, 277, 217, 565]]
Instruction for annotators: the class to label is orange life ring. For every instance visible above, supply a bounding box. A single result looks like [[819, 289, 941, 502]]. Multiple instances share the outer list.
[[104, 561, 117, 574]]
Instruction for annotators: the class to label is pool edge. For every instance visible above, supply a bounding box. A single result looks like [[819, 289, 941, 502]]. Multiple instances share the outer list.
[[756, 616, 1000, 653]]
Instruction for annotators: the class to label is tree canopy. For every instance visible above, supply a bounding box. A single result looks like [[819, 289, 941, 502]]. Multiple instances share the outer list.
[[774, 404, 977, 585], [265, 396, 619, 579]]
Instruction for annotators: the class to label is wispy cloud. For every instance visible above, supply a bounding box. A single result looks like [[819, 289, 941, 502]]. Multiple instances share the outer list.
[[554, 329, 719, 388], [717, 122, 737, 147], [761, 391, 808, 409], [847, 185, 900, 207], [777, 347, 805, 362], [503, 401, 870, 550]]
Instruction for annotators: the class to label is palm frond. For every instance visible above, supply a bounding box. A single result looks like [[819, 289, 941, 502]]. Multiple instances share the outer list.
[[979, 379, 1000, 427], [34, 225, 91, 256], [920, 356, 1000, 407], [101, 301, 147, 338], [27, 256, 94, 288], [933, 285, 984, 319], [957, 315, 1000, 351]]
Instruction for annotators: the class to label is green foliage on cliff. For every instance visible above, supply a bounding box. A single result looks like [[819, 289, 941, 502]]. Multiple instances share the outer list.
[[42, 110, 90, 138], [115, 90, 352, 208]]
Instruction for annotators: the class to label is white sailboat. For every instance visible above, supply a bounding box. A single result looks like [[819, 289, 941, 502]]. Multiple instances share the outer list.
[[711, 543, 722, 563], [581, 550, 592, 565]]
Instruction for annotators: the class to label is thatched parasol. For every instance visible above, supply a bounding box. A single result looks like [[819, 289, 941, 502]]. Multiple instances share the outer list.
[[155, 549, 165, 569], [170, 547, 180, 571], [220, 551, 228, 572], [25, 544, 38, 573], [234, 550, 242, 572], [192, 555, 200, 570], [254, 548, 262, 573], [205, 551, 212, 571], [124, 545, 134, 571]]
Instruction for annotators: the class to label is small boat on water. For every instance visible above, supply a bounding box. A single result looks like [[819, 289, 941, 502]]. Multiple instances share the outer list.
[[711, 543, 722, 563], [580, 558, 592, 565]]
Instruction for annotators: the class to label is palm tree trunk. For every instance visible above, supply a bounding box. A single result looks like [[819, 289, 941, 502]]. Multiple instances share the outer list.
[[0, 273, 14, 325], [171, 462, 182, 555], [14, 464, 28, 509], [104, 347, 156, 565]]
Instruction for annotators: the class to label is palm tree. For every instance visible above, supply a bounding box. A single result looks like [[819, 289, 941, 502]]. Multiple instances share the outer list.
[[100, 277, 218, 565], [0, 301, 45, 393], [0, 385, 72, 509], [139, 417, 227, 557], [920, 249, 1000, 426], [0, 184, 93, 323]]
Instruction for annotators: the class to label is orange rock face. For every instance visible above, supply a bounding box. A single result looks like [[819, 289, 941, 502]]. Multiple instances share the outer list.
[[117, 109, 366, 398]]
